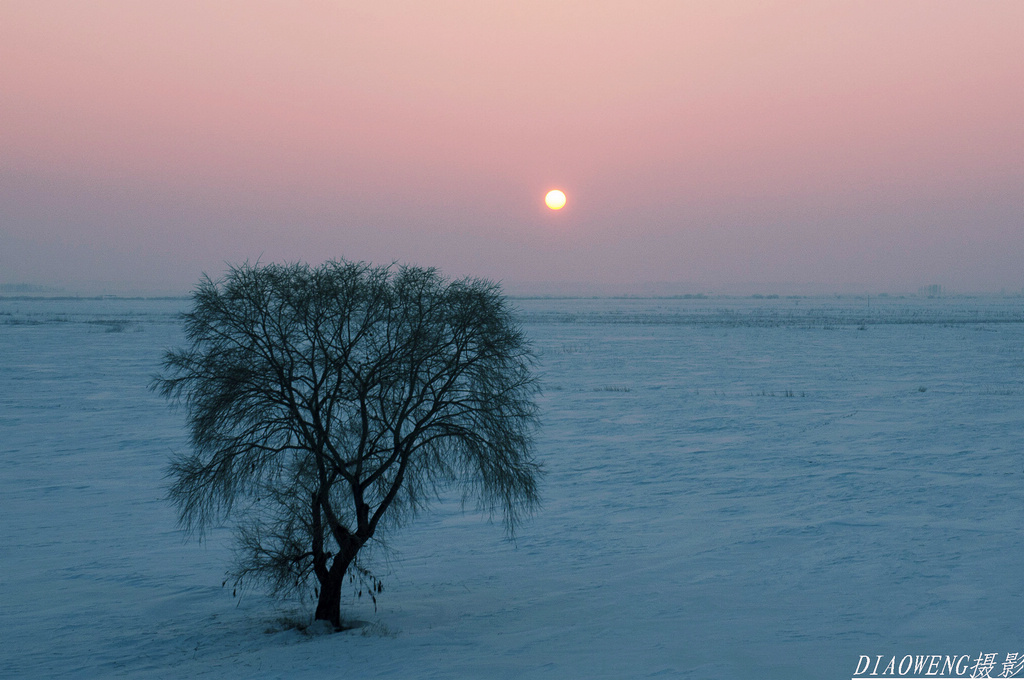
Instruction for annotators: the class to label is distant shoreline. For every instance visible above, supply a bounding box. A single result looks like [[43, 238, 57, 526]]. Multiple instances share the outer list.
[[0, 295, 191, 301], [4, 293, 1023, 302]]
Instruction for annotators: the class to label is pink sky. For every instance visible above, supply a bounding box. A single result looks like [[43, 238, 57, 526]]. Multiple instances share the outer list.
[[2, 1, 1022, 294]]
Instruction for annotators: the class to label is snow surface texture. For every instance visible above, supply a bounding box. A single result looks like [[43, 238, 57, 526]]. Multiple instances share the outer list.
[[3, 296, 1024, 679]]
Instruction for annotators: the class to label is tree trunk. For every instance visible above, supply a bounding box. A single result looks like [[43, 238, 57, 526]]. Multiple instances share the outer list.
[[313, 544, 359, 629], [314, 569, 344, 628]]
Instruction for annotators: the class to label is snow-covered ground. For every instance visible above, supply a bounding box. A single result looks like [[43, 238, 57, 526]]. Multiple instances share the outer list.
[[3, 295, 1024, 679]]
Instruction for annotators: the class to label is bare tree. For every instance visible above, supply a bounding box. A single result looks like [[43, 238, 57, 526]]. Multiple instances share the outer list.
[[153, 260, 541, 628]]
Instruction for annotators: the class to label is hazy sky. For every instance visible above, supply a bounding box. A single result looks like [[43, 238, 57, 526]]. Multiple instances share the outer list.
[[2, 1, 1022, 294]]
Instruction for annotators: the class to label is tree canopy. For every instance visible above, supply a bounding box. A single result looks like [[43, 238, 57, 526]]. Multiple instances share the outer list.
[[153, 260, 541, 627]]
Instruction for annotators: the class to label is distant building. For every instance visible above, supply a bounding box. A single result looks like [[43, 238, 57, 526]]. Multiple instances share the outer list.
[[918, 284, 942, 298]]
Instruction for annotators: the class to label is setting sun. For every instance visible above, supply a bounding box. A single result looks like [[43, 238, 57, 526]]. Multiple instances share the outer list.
[[544, 189, 567, 210]]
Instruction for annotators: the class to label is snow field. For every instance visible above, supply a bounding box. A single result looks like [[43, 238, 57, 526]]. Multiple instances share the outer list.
[[2, 296, 1024, 679]]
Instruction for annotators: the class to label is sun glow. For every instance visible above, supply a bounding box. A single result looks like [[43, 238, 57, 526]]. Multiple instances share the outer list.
[[544, 189, 566, 210]]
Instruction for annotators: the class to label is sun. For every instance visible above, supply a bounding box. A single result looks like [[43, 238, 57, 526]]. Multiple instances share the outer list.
[[544, 189, 566, 210]]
